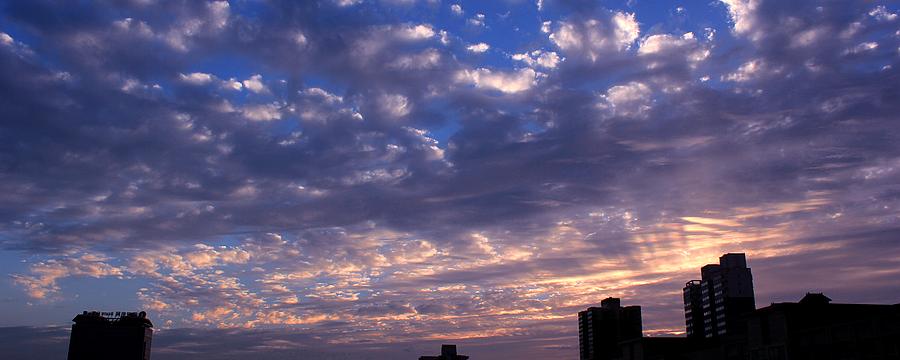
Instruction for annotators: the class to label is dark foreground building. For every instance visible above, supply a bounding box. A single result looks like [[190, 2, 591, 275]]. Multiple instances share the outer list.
[[419, 344, 469, 360], [577, 253, 900, 360], [746, 293, 900, 360], [578, 297, 643, 360], [67, 311, 153, 360]]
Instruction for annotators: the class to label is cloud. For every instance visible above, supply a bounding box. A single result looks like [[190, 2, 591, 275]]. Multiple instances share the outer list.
[[468, 13, 486, 27], [394, 24, 436, 41], [549, 11, 640, 62], [455, 68, 539, 93], [241, 103, 282, 121], [720, 0, 760, 38], [512, 50, 562, 69], [242, 74, 268, 94], [179, 72, 214, 85], [466, 42, 490, 53], [597, 81, 652, 117], [0, 32, 12, 46], [1, 0, 900, 356]]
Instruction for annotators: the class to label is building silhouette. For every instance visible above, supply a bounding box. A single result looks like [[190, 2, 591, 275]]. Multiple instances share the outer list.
[[683, 253, 755, 339], [578, 297, 643, 360], [67, 311, 153, 360], [418, 344, 469, 360], [576, 253, 900, 360], [746, 293, 900, 359]]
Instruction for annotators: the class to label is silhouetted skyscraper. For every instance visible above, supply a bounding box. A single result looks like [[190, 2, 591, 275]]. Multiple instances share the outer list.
[[419, 344, 469, 360], [578, 297, 642, 360], [683, 279, 704, 339], [683, 253, 755, 339], [67, 311, 153, 360]]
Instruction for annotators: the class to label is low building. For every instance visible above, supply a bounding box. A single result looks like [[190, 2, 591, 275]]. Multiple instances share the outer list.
[[67, 311, 153, 360], [419, 344, 469, 360], [746, 293, 900, 360]]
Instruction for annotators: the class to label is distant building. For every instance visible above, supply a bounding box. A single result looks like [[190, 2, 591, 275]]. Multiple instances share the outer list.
[[683, 253, 755, 339], [67, 311, 153, 360], [578, 297, 643, 360], [746, 293, 900, 360], [419, 344, 469, 360]]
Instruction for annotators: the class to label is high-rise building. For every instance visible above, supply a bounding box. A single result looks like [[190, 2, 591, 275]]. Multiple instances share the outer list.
[[683, 253, 755, 339], [683, 279, 704, 339], [578, 297, 642, 360], [67, 311, 153, 360]]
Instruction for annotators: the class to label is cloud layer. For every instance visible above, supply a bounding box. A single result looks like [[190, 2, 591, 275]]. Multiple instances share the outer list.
[[1, 0, 899, 358]]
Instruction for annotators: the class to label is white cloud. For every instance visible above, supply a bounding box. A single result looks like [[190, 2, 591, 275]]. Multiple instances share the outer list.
[[242, 103, 282, 121], [334, 0, 364, 6], [869, 5, 898, 22], [790, 27, 827, 48], [456, 68, 539, 94], [541, 21, 551, 34], [223, 78, 243, 91], [844, 41, 879, 55], [468, 13, 485, 27], [380, 94, 411, 118], [723, 58, 764, 82], [451, 4, 463, 15], [597, 81, 652, 118], [512, 50, 562, 69], [612, 12, 640, 49], [302, 87, 344, 104], [395, 24, 435, 40], [720, 0, 760, 39], [161, 1, 230, 52], [0, 32, 13, 46], [12, 254, 124, 299], [179, 72, 215, 85], [207, 1, 231, 30], [466, 42, 490, 53], [549, 12, 639, 62], [637, 33, 709, 65], [639, 33, 690, 55], [112, 18, 155, 38], [390, 48, 442, 69], [294, 32, 308, 46], [242, 74, 268, 93]]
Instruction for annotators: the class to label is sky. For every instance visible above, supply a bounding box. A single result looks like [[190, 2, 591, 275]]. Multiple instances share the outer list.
[[0, 0, 899, 358]]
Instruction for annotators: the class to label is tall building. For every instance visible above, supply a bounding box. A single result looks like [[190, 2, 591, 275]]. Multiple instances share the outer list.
[[683, 280, 704, 339], [578, 297, 643, 360], [683, 253, 755, 339], [67, 311, 153, 360], [419, 344, 469, 360]]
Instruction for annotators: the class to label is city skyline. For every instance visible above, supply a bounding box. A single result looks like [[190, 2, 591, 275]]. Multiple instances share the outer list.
[[2, 0, 900, 359]]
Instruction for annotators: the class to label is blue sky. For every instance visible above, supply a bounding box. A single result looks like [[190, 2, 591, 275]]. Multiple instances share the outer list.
[[1, 0, 899, 358]]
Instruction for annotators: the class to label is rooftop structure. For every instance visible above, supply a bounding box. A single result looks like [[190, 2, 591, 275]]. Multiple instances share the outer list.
[[419, 344, 470, 360]]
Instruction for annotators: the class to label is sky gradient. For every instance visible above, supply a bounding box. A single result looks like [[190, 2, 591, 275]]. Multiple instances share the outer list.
[[1, 0, 899, 359]]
